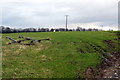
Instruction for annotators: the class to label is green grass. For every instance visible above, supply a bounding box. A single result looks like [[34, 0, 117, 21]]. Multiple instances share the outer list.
[[1, 31, 118, 78]]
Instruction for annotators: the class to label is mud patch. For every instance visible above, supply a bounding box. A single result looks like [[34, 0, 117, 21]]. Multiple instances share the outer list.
[[85, 67, 95, 78], [84, 32, 120, 78]]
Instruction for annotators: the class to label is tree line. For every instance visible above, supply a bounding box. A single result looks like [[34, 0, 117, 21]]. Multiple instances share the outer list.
[[0, 26, 102, 33]]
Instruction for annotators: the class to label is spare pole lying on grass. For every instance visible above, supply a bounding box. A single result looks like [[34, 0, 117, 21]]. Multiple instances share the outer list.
[[6, 36, 51, 45], [18, 36, 50, 43], [6, 36, 50, 45], [6, 37, 17, 43], [30, 38, 50, 43], [6, 36, 34, 45], [6, 36, 32, 43], [19, 36, 33, 40]]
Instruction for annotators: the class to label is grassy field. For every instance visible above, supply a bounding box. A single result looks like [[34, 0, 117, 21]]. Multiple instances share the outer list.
[[1, 31, 118, 78]]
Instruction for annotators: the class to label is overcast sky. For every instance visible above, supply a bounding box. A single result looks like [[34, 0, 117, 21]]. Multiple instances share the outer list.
[[0, 0, 119, 30]]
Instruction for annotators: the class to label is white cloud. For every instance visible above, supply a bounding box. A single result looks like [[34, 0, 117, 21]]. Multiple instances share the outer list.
[[0, 0, 119, 30]]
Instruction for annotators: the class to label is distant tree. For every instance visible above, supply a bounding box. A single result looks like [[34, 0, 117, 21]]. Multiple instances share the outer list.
[[59, 28, 66, 31], [69, 29, 73, 31], [76, 27, 82, 31], [50, 28, 54, 32], [88, 28, 92, 31], [40, 28, 49, 32], [38, 28, 41, 32], [23, 28, 30, 32], [13, 29, 17, 33], [55, 29, 59, 32], [5, 27, 11, 33], [82, 28, 86, 31]]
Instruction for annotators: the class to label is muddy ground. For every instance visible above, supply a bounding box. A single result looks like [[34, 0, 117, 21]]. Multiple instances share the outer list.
[[85, 31, 120, 79]]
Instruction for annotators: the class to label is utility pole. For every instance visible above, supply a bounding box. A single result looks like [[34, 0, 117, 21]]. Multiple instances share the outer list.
[[102, 25, 103, 31], [65, 15, 69, 31]]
